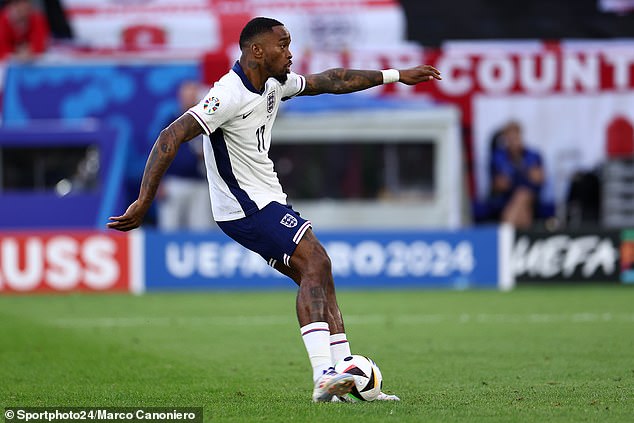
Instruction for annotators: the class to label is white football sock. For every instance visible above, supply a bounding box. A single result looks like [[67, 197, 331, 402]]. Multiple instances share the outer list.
[[330, 332, 352, 364], [300, 322, 332, 382]]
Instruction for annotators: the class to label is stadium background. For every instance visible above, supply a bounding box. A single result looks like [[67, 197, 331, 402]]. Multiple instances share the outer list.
[[0, 1, 633, 421], [1, 0, 633, 291]]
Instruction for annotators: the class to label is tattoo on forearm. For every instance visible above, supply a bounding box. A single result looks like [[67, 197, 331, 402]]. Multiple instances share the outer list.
[[138, 113, 202, 202], [302, 68, 383, 95], [139, 142, 169, 200]]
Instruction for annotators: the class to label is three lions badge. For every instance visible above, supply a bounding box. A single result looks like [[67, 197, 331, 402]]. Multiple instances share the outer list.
[[280, 213, 298, 228], [267, 91, 276, 113]]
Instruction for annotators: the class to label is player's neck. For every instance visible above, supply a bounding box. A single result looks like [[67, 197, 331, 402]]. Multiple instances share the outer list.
[[239, 58, 267, 92]]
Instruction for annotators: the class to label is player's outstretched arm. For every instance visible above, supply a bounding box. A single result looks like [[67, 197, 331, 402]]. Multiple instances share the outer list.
[[107, 113, 203, 231], [300, 65, 441, 96]]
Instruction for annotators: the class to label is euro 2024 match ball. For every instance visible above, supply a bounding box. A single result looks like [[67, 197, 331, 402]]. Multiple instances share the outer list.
[[334, 355, 383, 401]]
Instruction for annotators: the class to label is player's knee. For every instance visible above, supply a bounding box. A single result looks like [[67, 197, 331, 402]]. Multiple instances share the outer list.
[[312, 244, 332, 275], [299, 241, 332, 278]]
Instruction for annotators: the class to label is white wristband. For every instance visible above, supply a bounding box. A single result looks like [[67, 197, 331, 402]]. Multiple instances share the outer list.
[[381, 69, 400, 84]]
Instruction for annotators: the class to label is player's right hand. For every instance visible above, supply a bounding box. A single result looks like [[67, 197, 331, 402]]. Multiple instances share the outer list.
[[398, 65, 442, 85], [107, 200, 148, 232]]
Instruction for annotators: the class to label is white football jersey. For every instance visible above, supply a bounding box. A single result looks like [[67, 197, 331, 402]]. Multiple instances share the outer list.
[[187, 62, 306, 221]]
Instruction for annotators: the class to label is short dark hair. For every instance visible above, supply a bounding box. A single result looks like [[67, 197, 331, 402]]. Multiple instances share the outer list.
[[239, 17, 284, 50]]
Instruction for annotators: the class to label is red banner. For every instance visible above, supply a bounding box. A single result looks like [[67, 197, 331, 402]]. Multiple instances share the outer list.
[[0, 231, 131, 293], [420, 43, 634, 125]]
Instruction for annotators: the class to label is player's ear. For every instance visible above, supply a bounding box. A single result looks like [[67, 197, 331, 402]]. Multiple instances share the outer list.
[[251, 42, 264, 59]]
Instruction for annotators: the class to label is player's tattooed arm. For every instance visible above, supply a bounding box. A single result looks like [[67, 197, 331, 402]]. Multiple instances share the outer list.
[[107, 113, 203, 231], [301, 69, 383, 96], [300, 65, 441, 96], [138, 114, 202, 203], [299, 65, 442, 95]]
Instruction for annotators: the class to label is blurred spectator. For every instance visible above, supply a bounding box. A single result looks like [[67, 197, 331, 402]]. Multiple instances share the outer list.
[[488, 121, 545, 229], [41, 0, 72, 40], [0, 0, 50, 61], [157, 80, 215, 231]]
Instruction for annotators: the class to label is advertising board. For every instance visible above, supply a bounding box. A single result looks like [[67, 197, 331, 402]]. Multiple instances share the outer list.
[[143, 227, 508, 291], [513, 229, 620, 283], [0, 231, 131, 293]]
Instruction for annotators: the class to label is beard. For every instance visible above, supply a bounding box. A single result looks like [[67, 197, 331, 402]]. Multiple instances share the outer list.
[[264, 59, 289, 84], [273, 73, 289, 84]]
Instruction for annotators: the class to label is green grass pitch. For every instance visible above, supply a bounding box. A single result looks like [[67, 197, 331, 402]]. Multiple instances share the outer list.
[[1, 286, 632, 422]]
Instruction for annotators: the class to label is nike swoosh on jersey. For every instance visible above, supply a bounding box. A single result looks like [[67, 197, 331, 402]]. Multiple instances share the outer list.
[[242, 110, 254, 119]]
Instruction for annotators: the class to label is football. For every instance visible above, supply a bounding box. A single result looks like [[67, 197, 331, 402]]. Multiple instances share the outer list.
[[334, 355, 383, 401]]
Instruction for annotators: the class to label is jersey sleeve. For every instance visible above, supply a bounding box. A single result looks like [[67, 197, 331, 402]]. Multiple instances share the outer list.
[[280, 72, 306, 100], [186, 86, 237, 136]]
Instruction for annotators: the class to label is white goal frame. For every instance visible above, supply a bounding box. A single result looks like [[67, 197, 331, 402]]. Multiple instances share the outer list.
[[272, 105, 466, 229]]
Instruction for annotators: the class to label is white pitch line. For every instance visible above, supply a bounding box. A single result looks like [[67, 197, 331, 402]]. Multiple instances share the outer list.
[[48, 312, 634, 329]]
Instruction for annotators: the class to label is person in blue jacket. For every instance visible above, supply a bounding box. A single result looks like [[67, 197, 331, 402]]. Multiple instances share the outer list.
[[489, 120, 545, 229]]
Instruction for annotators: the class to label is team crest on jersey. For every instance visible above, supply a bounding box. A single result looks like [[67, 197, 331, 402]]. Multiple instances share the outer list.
[[280, 213, 298, 228], [203, 96, 220, 114], [267, 90, 276, 113]]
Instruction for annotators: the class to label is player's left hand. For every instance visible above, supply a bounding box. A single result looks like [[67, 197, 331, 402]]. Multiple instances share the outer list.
[[107, 200, 149, 232], [398, 65, 442, 85]]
